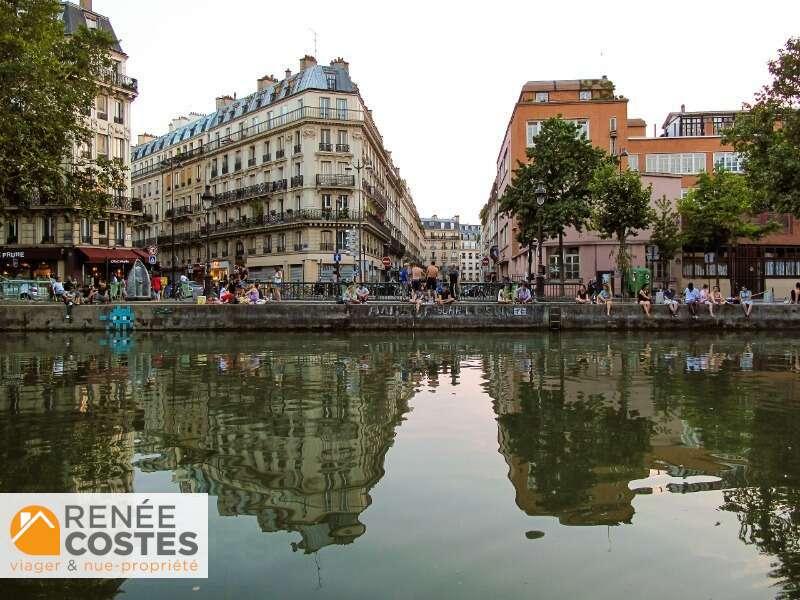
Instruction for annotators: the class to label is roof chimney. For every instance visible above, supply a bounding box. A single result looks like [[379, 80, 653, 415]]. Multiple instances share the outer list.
[[80, 0, 92, 11], [257, 74, 277, 92], [680, 103, 686, 112], [215, 95, 234, 110], [299, 55, 317, 71], [137, 133, 156, 146], [330, 57, 349, 73], [285, 68, 292, 79]]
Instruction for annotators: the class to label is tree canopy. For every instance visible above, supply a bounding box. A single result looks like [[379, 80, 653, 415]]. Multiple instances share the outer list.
[[0, 0, 126, 214], [589, 163, 654, 274], [677, 169, 777, 251], [724, 37, 800, 216], [649, 196, 682, 263]]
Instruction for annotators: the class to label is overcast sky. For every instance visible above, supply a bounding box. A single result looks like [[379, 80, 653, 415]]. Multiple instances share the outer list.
[[98, 0, 799, 223]]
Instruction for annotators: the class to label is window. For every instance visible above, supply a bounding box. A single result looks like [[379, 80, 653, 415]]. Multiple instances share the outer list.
[[326, 73, 337, 90], [336, 98, 347, 120], [115, 221, 125, 244], [337, 194, 348, 209], [609, 117, 617, 132], [320, 97, 331, 118], [321, 161, 332, 174], [573, 119, 589, 140], [80, 218, 91, 242], [526, 121, 542, 147], [548, 249, 580, 280], [645, 153, 706, 175], [628, 154, 639, 171], [579, 90, 592, 101], [113, 100, 123, 124], [95, 95, 107, 119], [96, 134, 109, 157], [534, 91, 549, 103], [41, 216, 55, 242], [712, 115, 734, 135], [680, 116, 704, 136], [337, 130, 347, 145], [322, 193, 332, 209], [713, 152, 744, 173], [113, 138, 125, 161]]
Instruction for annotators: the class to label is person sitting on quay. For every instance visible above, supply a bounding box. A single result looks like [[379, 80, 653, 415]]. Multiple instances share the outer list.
[[575, 284, 591, 304], [791, 281, 800, 304], [436, 283, 456, 305], [711, 285, 726, 310], [50, 276, 65, 303], [89, 280, 110, 304], [408, 288, 424, 313], [638, 286, 652, 317], [219, 286, 234, 304], [343, 281, 361, 304], [356, 282, 370, 303], [247, 283, 264, 305], [738, 285, 755, 319], [497, 283, 514, 304], [516, 282, 533, 304], [596, 283, 613, 317], [683, 282, 700, 319], [663, 286, 679, 318]]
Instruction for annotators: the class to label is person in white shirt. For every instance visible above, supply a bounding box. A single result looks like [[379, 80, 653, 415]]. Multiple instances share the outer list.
[[272, 268, 283, 302], [683, 282, 699, 318]]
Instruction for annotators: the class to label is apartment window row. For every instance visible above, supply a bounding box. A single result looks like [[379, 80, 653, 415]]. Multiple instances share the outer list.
[[526, 119, 590, 147], [548, 249, 580, 280], [713, 152, 744, 173], [645, 153, 706, 175]]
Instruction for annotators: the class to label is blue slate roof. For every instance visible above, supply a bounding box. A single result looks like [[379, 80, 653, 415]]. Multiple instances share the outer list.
[[61, 2, 123, 53], [132, 64, 355, 162]]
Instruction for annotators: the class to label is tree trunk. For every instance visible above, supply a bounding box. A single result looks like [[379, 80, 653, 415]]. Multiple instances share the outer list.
[[558, 231, 564, 297], [527, 241, 533, 284]]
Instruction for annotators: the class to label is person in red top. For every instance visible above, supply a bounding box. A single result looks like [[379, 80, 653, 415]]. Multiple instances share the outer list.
[[151, 273, 162, 300]]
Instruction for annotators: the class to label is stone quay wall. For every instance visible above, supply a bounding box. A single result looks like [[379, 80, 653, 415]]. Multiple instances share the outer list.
[[2, 302, 800, 331]]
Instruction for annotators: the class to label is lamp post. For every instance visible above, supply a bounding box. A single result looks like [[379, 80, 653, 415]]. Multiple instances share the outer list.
[[346, 158, 373, 284], [534, 183, 546, 297], [201, 185, 214, 298], [617, 149, 629, 173]]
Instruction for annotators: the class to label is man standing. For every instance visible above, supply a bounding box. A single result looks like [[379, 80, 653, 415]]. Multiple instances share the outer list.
[[448, 264, 459, 299], [425, 260, 439, 292], [399, 263, 409, 298], [410, 262, 424, 294]]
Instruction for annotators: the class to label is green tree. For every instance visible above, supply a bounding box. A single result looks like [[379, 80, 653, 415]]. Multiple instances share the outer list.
[[499, 118, 606, 291], [649, 196, 682, 288], [724, 37, 800, 216], [678, 169, 777, 286], [589, 163, 654, 290], [0, 0, 126, 214]]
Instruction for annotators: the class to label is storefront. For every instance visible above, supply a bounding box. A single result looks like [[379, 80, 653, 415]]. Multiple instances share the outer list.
[[209, 260, 230, 282], [0, 248, 65, 279], [77, 248, 149, 284]]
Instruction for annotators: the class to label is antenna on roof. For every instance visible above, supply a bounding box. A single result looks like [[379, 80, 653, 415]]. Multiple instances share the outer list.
[[308, 27, 318, 58]]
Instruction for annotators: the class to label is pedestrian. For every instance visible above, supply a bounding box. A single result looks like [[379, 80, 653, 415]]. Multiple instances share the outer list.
[[272, 267, 283, 302], [448, 265, 459, 299], [575, 284, 590, 304], [663, 286, 679, 317], [683, 282, 699, 319], [516, 282, 533, 304], [497, 283, 513, 304], [151, 273, 162, 300], [399, 263, 409, 298], [436, 282, 456, 305], [738, 285, 754, 318], [51, 276, 65, 303], [425, 260, 439, 293]]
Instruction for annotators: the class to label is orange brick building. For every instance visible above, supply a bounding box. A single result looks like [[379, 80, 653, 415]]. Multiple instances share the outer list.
[[483, 78, 800, 298]]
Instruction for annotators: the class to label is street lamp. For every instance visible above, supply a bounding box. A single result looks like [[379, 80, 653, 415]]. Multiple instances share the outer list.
[[345, 158, 373, 284], [534, 183, 546, 297], [201, 185, 214, 298], [617, 149, 629, 173]]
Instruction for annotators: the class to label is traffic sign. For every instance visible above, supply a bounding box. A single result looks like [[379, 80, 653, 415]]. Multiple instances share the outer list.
[[482, 256, 490, 267], [148, 255, 157, 265], [147, 245, 158, 256], [382, 256, 392, 269], [333, 252, 342, 263]]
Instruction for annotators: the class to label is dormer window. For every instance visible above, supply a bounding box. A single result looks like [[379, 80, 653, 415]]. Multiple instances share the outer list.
[[579, 90, 591, 101], [535, 92, 549, 103], [326, 73, 337, 90]]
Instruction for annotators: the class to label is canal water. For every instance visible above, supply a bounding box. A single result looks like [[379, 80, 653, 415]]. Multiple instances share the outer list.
[[2, 332, 800, 599]]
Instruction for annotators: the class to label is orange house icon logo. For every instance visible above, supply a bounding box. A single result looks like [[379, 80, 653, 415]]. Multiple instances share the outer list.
[[9, 505, 60, 556]]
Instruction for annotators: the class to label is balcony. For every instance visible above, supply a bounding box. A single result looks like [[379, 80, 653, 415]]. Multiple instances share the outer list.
[[262, 246, 272, 254], [113, 116, 124, 125], [276, 149, 285, 159], [290, 175, 304, 188], [366, 214, 391, 239], [212, 182, 271, 207], [293, 144, 302, 154], [271, 179, 288, 192], [293, 243, 306, 251], [222, 165, 229, 174], [335, 143, 350, 152], [5, 237, 18, 244], [115, 238, 126, 247], [97, 112, 108, 121], [276, 245, 286, 253], [105, 71, 138, 94], [247, 247, 256, 255], [262, 153, 271, 162], [63, 233, 74, 243], [248, 157, 256, 167], [319, 142, 333, 151], [98, 237, 109, 245], [211, 169, 218, 178], [316, 174, 355, 188], [40, 235, 55, 243], [234, 161, 242, 171], [196, 209, 363, 238], [320, 243, 335, 252]]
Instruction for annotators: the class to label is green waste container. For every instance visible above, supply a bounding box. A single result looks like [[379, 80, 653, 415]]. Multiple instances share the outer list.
[[626, 267, 651, 296]]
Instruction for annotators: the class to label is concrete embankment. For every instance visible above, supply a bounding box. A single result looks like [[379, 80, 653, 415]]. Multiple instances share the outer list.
[[1, 301, 800, 331]]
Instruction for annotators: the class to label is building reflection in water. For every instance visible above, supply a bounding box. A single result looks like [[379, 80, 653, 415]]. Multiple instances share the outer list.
[[3, 334, 800, 596]]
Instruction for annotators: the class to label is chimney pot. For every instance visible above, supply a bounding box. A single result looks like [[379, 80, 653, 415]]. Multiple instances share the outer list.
[[79, 0, 92, 11], [330, 57, 350, 73], [680, 103, 686, 112], [299, 55, 317, 71], [285, 68, 292, 79], [257, 74, 278, 91], [215, 95, 235, 110]]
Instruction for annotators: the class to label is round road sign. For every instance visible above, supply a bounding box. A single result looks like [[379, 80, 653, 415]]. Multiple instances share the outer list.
[[382, 256, 391, 269]]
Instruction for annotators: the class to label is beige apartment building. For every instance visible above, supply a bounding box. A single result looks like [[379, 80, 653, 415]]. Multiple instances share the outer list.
[[131, 56, 424, 283], [0, 0, 141, 282], [421, 216, 483, 282]]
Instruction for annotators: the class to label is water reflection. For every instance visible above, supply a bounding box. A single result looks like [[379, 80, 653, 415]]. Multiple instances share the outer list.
[[2, 333, 800, 598]]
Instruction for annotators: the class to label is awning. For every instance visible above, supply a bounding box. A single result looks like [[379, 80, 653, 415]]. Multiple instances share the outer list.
[[77, 247, 144, 264]]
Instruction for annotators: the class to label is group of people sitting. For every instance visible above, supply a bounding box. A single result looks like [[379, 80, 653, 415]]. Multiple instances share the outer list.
[[497, 282, 534, 305], [51, 275, 116, 306], [573, 280, 758, 318]]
